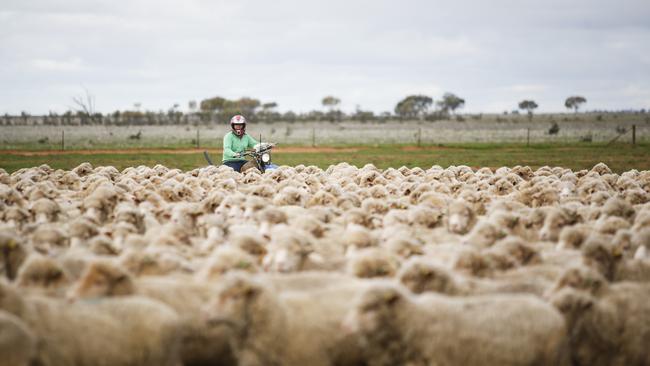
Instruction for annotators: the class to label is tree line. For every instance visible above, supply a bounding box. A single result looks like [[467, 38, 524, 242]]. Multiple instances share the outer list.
[[3, 93, 592, 126]]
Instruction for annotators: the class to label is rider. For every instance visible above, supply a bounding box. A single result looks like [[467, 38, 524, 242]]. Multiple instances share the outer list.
[[222, 114, 259, 172]]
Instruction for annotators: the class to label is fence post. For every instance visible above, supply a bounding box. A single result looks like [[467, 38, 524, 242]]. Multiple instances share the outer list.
[[633, 124, 636, 145], [526, 128, 530, 147], [196, 129, 200, 148], [312, 127, 315, 147], [417, 127, 422, 147], [61, 130, 65, 151]]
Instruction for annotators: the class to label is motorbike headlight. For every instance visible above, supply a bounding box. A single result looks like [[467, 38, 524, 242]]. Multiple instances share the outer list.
[[261, 153, 270, 163]]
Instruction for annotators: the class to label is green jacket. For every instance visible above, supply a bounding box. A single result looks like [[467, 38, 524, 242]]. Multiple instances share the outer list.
[[222, 132, 259, 162]]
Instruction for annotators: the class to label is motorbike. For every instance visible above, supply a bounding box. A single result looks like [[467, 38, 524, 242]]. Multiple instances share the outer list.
[[204, 142, 278, 173]]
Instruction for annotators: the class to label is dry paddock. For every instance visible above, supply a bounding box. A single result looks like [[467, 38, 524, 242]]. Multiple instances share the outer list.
[[1, 161, 650, 366]]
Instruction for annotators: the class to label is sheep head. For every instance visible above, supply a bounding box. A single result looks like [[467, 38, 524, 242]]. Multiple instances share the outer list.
[[16, 255, 71, 292], [70, 260, 135, 300], [398, 260, 456, 295], [0, 232, 27, 281], [204, 272, 283, 341]]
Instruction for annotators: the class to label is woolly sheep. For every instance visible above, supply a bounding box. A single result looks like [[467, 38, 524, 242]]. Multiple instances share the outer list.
[[203, 272, 365, 366], [15, 254, 72, 296], [0, 231, 28, 280], [550, 284, 650, 366], [344, 283, 570, 366], [399, 258, 549, 297], [0, 279, 183, 366], [196, 246, 259, 281], [632, 227, 650, 259], [582, 236, 650, 282], [447, 199, 477, 234], [68, 260, 236, 366], [0, 310, 37, 366], [346, 248, 399, 278]]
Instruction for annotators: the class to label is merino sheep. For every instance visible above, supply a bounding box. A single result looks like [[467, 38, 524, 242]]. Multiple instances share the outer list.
[[447, 199, 477, 234], [15, 254, 72, 296], [346, 248, 399, 278], [68, 260, 236, 366], [550, 284, 650, 366], [0, 310, 37, 366], [203, 272, 365, 366], [399, 258, 549, 297], [344, 284, 570, 366], [0, 279, 183, 366], [582, 236, 650, 282], [632, 227, 650, 259], [0, 231, 28, 281]]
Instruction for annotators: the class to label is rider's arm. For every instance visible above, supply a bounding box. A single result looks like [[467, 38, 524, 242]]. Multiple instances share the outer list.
[[222, 133, 240, 159], [247, 134, 259, 149]]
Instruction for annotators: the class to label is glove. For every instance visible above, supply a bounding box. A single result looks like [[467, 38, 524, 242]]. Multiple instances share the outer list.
[[233, 152, 242, 158]]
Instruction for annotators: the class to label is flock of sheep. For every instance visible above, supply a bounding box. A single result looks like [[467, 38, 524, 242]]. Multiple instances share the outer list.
[[1, 160, 650, 366]]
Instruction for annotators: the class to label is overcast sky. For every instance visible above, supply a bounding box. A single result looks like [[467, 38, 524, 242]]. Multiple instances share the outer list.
[[1, 0, 649, 115]]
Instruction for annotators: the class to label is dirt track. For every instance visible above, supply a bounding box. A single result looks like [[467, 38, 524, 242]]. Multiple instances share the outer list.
[[2, 147, 360, 156]]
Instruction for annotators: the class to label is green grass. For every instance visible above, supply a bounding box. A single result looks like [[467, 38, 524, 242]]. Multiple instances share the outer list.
[[1, 142, 648, 173]]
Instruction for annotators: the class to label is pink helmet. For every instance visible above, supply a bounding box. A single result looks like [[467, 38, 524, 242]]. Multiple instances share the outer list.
[[230, 115, 246, 137]]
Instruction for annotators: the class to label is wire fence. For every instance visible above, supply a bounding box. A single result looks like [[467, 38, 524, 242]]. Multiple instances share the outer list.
[[1, 120, 647, 150]]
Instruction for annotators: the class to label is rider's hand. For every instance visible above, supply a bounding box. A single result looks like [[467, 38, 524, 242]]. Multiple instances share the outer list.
[[234, 152, 242, 158]]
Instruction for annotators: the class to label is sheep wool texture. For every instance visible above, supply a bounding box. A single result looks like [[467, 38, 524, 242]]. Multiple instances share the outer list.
[[1, 161, 650, 366]]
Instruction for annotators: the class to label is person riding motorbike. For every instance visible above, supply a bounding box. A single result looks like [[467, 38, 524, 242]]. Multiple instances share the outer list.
[[222, 114, 259, 172]]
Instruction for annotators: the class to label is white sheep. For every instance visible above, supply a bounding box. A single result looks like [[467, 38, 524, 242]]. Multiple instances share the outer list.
[[0, 279, 183, 366], [550, 284, 650, 366], [343, 283, 570, 366]]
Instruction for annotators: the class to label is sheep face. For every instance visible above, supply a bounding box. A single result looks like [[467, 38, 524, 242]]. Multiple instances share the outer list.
[[342, 285, 415, 366], [16, 256, 71, 292], [540, 209, 575, 242], [549, 266, 607, 297], [0, 281, 25, 317], [399, 262, 455, 295], [0, 234, 27, 281], [204, 274, 279, 340], [70, 262, 134, 299], [582, 238, 621, 281], [448, 201, 475, 234], [346, 286, 405, 338], [549, 288, 594, 330]]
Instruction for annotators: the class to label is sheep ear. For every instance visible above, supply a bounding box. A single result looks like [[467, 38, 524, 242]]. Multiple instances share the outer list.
[[244, 285, 261, 299], [578, 296, 594, 311], [384, 290, 402, 307]]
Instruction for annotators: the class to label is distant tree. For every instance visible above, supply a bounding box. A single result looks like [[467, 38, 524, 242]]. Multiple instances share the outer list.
[[565, 96, 587, 113], [188, 100, 197, 112], [395, 95, 433, 120], [199, 96, 261, 122], [548, 122, 560, 135], [283, 111, 297, 123], [518, 100, 538, 120], [262, 102, 278, 111], [322, 96, 341, 122], [260, 102, 279, 122], [322, 96, 341, 110], [436, 92, 465, 115], [200, 96, 227, 112], [233, 97, 261, 118], [353, 105, 375, 122], [71, 88, 100, 124]]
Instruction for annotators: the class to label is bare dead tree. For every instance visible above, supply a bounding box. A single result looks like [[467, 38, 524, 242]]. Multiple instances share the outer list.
[[70, 87, 100, 124]]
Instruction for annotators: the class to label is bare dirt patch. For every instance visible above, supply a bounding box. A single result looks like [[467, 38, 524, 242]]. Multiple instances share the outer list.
[[2, 147, 360, 156], [400, 146, 456, 151]]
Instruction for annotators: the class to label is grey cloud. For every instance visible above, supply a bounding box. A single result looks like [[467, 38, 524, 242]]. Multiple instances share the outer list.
[[1, 0, 649, 114]]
